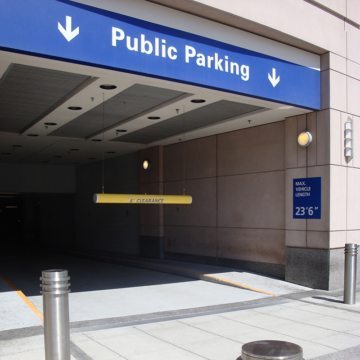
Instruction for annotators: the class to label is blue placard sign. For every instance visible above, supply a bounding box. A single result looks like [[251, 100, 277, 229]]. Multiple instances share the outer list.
[[0, 0, 320, 109], [293, 177, 321, 219]]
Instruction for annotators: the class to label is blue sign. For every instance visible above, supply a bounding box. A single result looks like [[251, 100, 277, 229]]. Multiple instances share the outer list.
[[293, 177, 321, 219], [0, 0, 320, 109]]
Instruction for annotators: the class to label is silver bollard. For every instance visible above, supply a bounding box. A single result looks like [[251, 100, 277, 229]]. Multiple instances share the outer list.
[[41, 269, 71, 360], [241, 340, 303, 360], [344, 243, 358, 305]]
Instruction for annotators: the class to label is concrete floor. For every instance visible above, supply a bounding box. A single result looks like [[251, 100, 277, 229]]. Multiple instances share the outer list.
[[0, 251, 276, 331]]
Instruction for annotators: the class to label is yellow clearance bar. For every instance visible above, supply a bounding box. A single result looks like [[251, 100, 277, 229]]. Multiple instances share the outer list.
[[94, 193, 192, 205]]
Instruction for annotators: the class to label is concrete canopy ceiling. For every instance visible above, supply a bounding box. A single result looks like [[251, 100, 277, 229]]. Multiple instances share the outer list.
[[0, 64, 91, 133], [0, 51, 310, 165], [116, 100, 262, 145], [51, 84, 188, 139]]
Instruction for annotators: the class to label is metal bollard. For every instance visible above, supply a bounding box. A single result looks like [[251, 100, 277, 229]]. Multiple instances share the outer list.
[[344, 243, 358, 305], [241, 340, 303, 360], [41, 269, 71, 360]]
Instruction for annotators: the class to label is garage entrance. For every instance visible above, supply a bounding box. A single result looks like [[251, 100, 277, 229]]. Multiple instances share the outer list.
[[0, 0, 320, 334], [0, 52, 306, 273]]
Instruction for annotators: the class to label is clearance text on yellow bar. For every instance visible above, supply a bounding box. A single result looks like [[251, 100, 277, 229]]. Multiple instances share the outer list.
[[94, 193, 192, 205]]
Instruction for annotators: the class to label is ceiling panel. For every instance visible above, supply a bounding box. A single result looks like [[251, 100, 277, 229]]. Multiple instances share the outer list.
[[115, 100, 263, 144], [51, 84, 188, 139], [0, 64, 90, 133]]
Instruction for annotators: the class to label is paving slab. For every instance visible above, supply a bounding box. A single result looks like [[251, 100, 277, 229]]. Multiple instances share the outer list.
[[1, 292, 360, 359], [312, 344, 360, 359], [0, 291, 42, 331]]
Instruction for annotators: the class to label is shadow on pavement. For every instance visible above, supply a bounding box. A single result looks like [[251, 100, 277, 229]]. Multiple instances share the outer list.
[[0, 248, 194, 296]]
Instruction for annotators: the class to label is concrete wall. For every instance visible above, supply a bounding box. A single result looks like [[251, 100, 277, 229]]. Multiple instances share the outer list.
[[151, 0, 360, 57], [217, 122, 285, 275], [0, 163, 76, 194], [150, 121, 286, 277], [75, 153, 140, 256]]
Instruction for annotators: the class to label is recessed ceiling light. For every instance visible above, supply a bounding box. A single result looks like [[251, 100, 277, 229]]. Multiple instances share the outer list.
[[70, 148, 80, 151], [147, 116, 161, 120], [116, 129, 127, 133], [107, 151, 116, 154], [91, 139, 102, 142], [100, 84, 117, 90], [27, 134, 39, 137], [44, 122, 58, 126], [191, 99, 206, 103], [68, 106, 82, 111]]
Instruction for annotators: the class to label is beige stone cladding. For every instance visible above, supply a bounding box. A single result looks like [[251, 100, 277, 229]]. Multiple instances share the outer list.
[[161, 121, 286, 275]]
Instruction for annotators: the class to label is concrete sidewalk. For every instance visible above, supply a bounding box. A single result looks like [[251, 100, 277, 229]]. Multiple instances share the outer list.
[[1, 254, 359, 359], [1, 290, 360, 359]]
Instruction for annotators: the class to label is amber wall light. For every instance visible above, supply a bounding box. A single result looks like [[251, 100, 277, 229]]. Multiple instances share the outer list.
[[297, 131, 313, 147]]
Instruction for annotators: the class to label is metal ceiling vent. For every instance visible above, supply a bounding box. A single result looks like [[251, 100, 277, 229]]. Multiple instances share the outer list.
[[52, 84, 189, 139], [0, 64, 91, 133], [117, 100, 264, 144]]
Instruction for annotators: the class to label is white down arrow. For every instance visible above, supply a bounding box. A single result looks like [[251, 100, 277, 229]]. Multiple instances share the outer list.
[[58, 16, 80, 42], [268, 68, 280, 87]]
